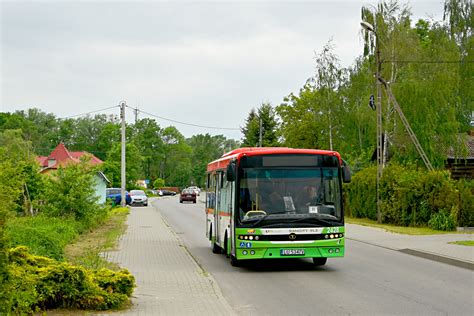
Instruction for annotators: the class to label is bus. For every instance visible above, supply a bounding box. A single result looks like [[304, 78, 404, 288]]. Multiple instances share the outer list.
[[205, 147, 351, 266]]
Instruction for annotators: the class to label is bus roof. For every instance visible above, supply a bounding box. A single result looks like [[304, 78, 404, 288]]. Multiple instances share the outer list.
[[207, 147, 342, 172]]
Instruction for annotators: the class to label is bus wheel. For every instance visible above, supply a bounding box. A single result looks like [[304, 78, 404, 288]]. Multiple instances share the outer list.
[[312, 257, 327, 266], [230, 255, 240, 267], [212, 242, 221, 254]]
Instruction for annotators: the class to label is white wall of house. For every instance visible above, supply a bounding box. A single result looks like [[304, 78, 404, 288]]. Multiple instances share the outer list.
[[94, 173, 108, 204]]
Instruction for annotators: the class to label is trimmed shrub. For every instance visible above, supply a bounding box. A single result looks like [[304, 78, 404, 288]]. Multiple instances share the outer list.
[[455, 179, 474, 227], [345, 166, 377, 220], [346, 163, 473, 229], [7, 246, 135, 314]]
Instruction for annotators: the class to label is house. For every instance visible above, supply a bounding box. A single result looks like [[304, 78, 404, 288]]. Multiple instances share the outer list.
[[36, 143, 110, 203], [445, 114, 474, 180]]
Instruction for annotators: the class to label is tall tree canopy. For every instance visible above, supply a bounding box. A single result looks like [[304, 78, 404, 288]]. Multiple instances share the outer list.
[[241, 103, 280, 147]]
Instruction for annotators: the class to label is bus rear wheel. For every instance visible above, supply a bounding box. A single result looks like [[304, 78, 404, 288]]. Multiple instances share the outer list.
[[312, 257, 327, 266]]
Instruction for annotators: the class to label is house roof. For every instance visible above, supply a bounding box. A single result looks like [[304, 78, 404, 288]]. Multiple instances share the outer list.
[[37, 143, 103, 171]]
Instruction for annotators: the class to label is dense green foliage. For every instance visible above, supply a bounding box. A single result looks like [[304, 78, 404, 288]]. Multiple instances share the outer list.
[[0, 130, 130, 313], [40, 159, 106, 225], [6, 247, 134, 314], [345, 164, 473, 230], [0, 111, 238, 188], [241, 103, 280, 147], [274, 1, 472, 168]]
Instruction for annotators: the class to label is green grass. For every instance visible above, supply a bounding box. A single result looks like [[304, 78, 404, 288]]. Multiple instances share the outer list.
[[345, 217, 472, 235], [6, 215, 80, 260], [448, 240, 474, 246], [64, 207, 129, 270]]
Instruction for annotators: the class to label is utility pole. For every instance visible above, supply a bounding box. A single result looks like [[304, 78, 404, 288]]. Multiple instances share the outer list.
[[375, 36, 383, 224], [259, 118, 263, 147], [120, 101, 127, 207], [134, 107, 139, 124], [361, 20, 383, 224]]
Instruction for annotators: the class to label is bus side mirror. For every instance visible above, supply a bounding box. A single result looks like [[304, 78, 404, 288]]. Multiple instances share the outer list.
[[226, 162, 236, 182], [342, 166, 351, 183]]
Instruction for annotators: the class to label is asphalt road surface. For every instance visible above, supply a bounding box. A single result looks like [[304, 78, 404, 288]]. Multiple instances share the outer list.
[[153, 196, 473, 316]]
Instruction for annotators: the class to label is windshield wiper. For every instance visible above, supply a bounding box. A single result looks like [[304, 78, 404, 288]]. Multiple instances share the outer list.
[[287, 216, 336, 226], [244, 212, 288, 227]]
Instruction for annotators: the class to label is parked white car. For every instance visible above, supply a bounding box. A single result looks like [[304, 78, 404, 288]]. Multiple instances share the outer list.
[[187, 186, 201, 196], [130, 190, 148, 206]]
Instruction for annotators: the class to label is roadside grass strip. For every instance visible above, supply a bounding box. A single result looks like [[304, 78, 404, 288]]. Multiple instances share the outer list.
[[448, 240, 474, 246], [345, 217, 473, 235], [65, 207, 129, 270]]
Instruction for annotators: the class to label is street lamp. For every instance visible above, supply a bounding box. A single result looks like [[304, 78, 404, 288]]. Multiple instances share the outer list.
[[361, 20, 383, 224]]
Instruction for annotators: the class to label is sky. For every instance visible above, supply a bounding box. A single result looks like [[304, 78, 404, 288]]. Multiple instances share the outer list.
[[1, 0, 445, 140]]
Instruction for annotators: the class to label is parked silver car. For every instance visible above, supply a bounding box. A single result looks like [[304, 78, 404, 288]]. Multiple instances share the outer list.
[[130, 190, 148, 206], [187, 186, 201, 196]]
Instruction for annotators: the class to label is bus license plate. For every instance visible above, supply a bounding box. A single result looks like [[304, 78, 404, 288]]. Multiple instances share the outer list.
[[280, 249, 305, 256]]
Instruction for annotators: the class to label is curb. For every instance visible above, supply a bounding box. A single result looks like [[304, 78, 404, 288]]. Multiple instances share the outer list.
[[348, 238, 474, 271], [398, 248, 474, 271]]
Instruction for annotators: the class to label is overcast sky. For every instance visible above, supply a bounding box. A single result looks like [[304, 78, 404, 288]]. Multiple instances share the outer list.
[[1, 0, 445, 140]]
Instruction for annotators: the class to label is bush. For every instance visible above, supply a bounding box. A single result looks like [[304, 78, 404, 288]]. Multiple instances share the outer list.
[[345, 166, 377, 220], [346, 163, 473, 229], [456, 179, 474, 227], [428, 211, 457, 231], [38, 158, 106, 227], [6, 246, 135, 314]]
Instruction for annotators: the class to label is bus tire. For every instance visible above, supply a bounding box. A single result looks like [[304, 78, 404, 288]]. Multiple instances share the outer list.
[[212, 241, 221, 254], [230, 255, 240, 267], [312, 257, 327, 266], [224, 233, 229, 258]]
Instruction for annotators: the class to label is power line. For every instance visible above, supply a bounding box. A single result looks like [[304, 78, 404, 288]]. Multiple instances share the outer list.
[[127, 105, 240, 131], [382, 60, 474, 64], [60, 105, 119, 119]]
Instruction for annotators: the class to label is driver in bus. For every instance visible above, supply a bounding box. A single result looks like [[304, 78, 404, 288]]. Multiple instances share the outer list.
[[296, 184, 321, 210]]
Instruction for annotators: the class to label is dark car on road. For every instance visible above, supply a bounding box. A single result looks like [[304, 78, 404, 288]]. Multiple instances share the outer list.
[[106, 188, 132, 206], [158, 189, 177, 196], [180, 189, 196, 203]]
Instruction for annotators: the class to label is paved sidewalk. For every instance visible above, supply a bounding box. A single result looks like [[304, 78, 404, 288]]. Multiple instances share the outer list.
[[346, 223, 474, 270], [101, 205, 234, 316]]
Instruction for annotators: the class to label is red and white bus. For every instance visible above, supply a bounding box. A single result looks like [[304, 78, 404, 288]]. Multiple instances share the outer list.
[[205, 147, 351, 266]]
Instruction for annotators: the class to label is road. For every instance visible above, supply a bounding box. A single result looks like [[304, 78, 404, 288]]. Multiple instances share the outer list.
[[153, 196, 473, 315]]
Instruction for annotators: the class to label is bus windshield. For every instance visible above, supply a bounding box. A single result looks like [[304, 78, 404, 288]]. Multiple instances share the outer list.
[[238, 167, 342, 227]]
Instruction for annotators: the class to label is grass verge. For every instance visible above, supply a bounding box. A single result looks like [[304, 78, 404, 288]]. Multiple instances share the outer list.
[[345, 217, 472, 235], [64, 207, 129, 270], [448, 240, 474, 246]]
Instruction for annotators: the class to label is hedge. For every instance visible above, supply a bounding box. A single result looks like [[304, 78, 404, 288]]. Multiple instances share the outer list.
[[4, 246, 135, 314], [345, 164, 473, 230]]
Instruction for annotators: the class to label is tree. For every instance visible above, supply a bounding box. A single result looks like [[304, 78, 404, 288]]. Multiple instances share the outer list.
[[186, 134, 238, 187], [39, 156, 102, 224], [0, 129, 40, 304], [131, 118, 163, 180], [241, 103, 280, 147], [313, 41, 347, 150], [160, 127, 192, 187], [103, 142, 142, 188], [277, 85, 325, 149], [153, 178, 165, 189]]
